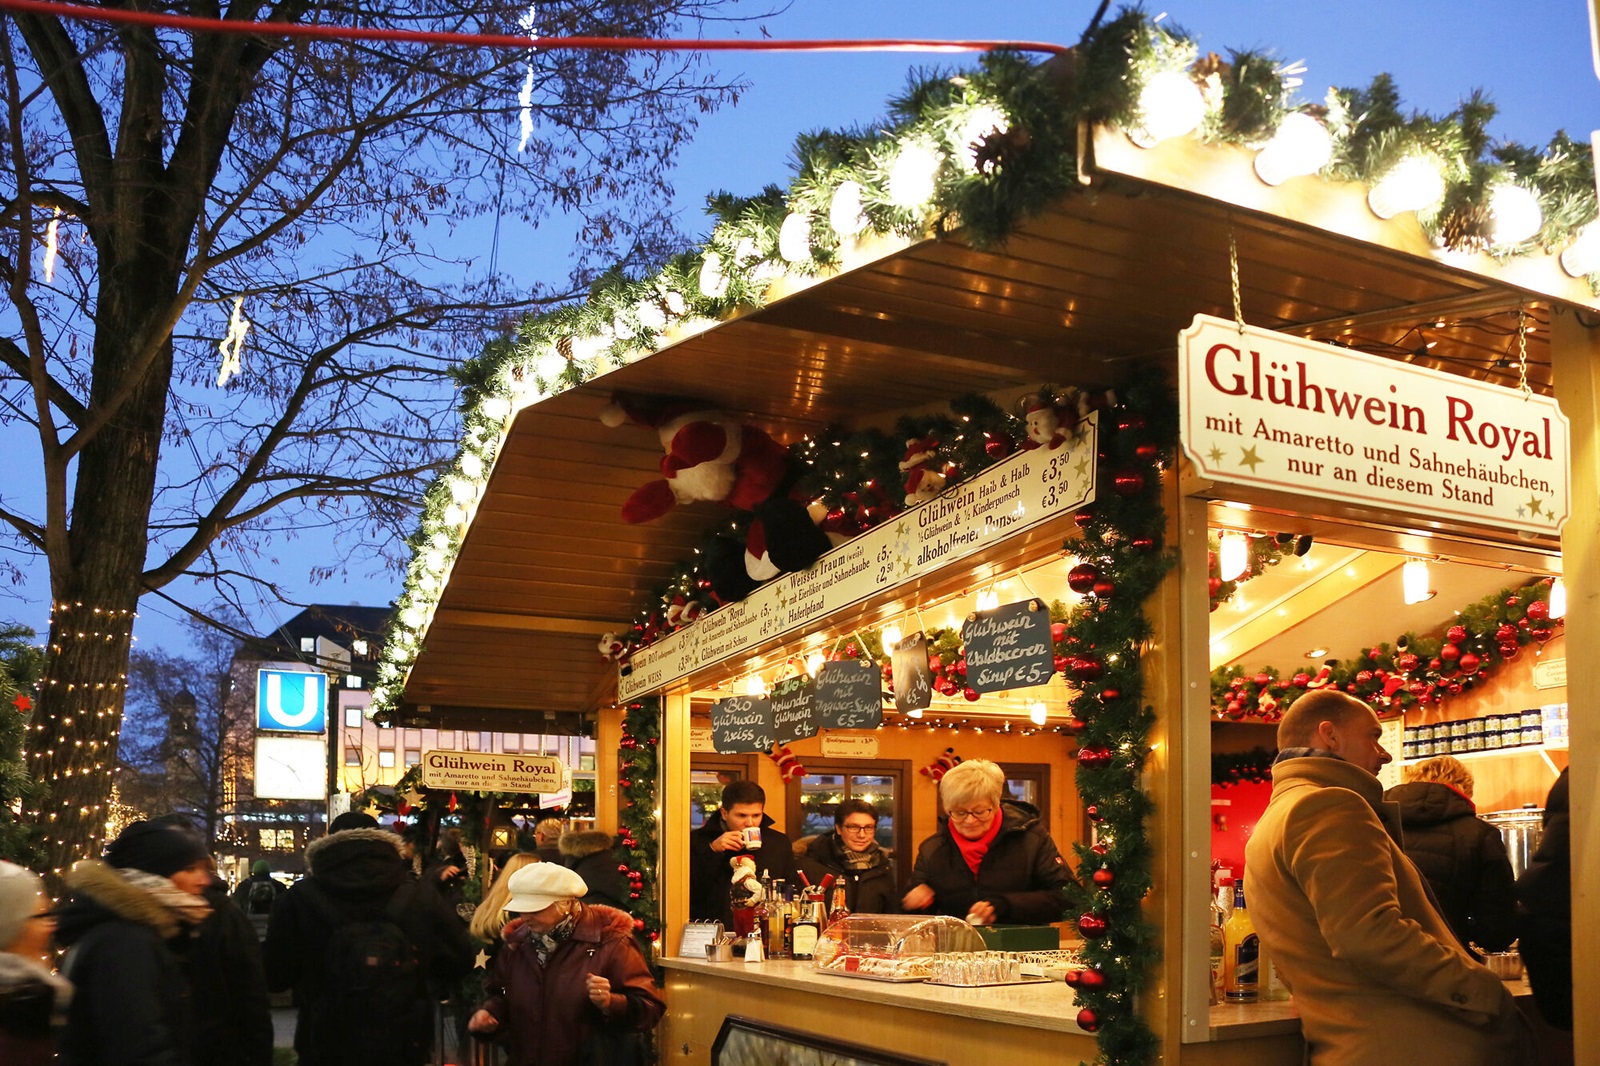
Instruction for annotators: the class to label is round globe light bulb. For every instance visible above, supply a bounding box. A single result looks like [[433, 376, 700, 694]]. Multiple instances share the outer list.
[[1029, 701, 1048, 726], [635, 301, 667, 330], [829, 180, 868, 238], [1488, 183, 1543, 246], [442, 504, 465, 526], [887, 140, 941, 208], [1368, 156, 1445, 219], [535, 351, 567, 382], [1560, 221, 1600, 277], [1253, 112, 1333, 186], [459, 452, 483, 479], [744, 674, 765, 697], [479, 395, 511, 420], [778, 211, 813, 263], [955, 104, 1010, 172], [806, 653, 826, 677], [698, 251, 729, 298], [880, 625, 902, 651], [1135, 70, 1206, 145]]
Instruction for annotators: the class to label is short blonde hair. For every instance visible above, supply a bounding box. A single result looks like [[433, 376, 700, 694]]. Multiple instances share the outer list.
[[939, 758, 1004, 812], [469, 852, 541, 941], [1404, 754, 1475, 797]]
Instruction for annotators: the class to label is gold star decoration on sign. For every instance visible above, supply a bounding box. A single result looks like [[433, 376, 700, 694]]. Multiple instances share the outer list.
[[1525, 496, 1545, 517], [1074, 453, 1090, 480], [474, 950, 490, 970], [1207, 443, 1226, 464], [401, 787, 425, 808], [1238, 446, 1264, 472], [363, 800, 383, 819], [895, 520, 909, 537]]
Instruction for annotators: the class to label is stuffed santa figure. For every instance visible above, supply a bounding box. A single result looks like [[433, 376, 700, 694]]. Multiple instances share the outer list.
[[899, 437, 953, 507], [1020, 399, 1071, 451]]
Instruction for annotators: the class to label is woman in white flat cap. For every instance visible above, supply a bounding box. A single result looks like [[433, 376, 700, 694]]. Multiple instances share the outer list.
[[467, 862, 662, 1066]]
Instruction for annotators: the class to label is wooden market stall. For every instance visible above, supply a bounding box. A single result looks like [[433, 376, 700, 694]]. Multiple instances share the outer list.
[[382, 41, 1600, 1066]]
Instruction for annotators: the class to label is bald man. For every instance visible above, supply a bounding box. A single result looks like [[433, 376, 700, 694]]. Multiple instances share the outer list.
[[1244, 690, 1531, 1065]]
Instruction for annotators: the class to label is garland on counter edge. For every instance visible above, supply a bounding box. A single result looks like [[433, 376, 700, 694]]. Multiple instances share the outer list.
[[1211, 578, 1563, 721]]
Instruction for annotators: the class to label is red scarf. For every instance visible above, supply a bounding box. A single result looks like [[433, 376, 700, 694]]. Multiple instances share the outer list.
[[950, 809, 1003, 876]]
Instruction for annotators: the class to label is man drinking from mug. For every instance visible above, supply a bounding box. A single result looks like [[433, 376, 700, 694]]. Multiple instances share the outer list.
[[689, 780, 798, 928]]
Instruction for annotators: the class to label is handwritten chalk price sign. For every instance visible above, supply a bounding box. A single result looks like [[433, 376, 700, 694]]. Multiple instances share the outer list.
[[891, 631, 934, 714], [815, 660, 883, 730], [961, 600, 1056, 694], [711, 695, 776, 754], [771, 676, 819, 743]]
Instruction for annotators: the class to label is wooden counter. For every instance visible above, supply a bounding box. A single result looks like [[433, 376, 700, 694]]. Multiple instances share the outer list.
[[658, 956, 1098, 1064]]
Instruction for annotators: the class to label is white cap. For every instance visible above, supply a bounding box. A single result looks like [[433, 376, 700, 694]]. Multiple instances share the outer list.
[[505, 861, 588, 913]]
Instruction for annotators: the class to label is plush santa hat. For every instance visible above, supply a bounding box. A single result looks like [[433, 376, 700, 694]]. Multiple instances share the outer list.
[[899, 437, 939, 472]]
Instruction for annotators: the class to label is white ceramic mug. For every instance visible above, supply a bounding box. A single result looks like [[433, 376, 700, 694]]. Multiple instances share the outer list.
[[741, 826, 763, 849]]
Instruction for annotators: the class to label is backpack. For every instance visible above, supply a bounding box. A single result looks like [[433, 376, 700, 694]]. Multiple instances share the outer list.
[[300, 880, 428, 1066], [246, 878, 277, 915]]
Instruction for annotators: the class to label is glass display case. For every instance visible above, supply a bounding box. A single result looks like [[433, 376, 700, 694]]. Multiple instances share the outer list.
[[813, 914, 986, 981]]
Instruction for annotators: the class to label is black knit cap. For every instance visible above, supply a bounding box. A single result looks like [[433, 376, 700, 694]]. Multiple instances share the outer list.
[[104, 820, 210, 878], [329, 811, 379, 833]]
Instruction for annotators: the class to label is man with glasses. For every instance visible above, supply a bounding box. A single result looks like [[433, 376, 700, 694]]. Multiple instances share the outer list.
[[902, 759, 1070, 926], [796, 799, 898, 914]]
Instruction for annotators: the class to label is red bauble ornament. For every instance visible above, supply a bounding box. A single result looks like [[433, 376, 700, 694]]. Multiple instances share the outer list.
[[1074, 511, 1095, 529], [1067, 564, 1099, 594], [1458, 652, 1481, 675], [1077, 913, 1108, 938], [1133, 441, 1161, 461], [1053, 655, 1071, 674], [1252, 672, 1271, 687], [983, 432, 1014, 459], [1077, 744, 1113, 769], [1531, 626, 1555, 643], [1051, 622, 1068, 643], [1100, 687, 1121, 703], [927, 655, 942, 672], [1396, 652, 1419, 673], [1092, 867, 1115, 888], [963, 687, 981, 702], [1440, 643, 1461, 662], [955, 659, 967, 675], [1111, 470, 1146, 496], [1225, 700, 1244, 719], [1291, 672, 1310, 688], [1447, 624, 1468, 644], [1085, 804, 1103, 821], [617, 863, 631, 874], [1495, 624, 1518, 644], [1428, 658, 1443, 671], [1071, 655, 1104, 682], [1077, 967, 1107, 991], [1076, 1009, 1101, 1032], [633, 918, 646, 931], [1498, 642, 1520, 661], [1092, 578, 1116, 598], [1208, 576, 1223, 596], [1525, 600, 1551, 623], [1116, 413, 1147, 432], [1064, 969, 1082, 987], [1130, 536, 1156, 552], [619, 779, 632, 789]]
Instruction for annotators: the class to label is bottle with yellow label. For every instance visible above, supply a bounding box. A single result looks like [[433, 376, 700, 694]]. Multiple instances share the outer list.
[[1223, 878, 1259, 1003]]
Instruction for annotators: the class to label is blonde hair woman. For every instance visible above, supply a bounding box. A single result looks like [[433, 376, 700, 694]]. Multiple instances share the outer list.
[[1384, 754, 1515, 953], [901, 758, 1070, 926], [470, 852, 541, 943]]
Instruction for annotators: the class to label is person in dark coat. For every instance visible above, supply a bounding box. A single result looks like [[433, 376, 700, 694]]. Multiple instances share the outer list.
[[559, 830, 631, 911], [1384, 755, 1516, 954], [188, 867, 273, 1066], [263, 811, 474, 1066], [902, 759, 1070, 926], [795, 798, 898, 914], [0, 860, 71, 1066], [1516, 768, 1571, 1030], [54, 820, 214, 1066], [688, 780, 797, 927], [532, 819, 565, 865], [468, 863, 663, 1066], [229, 861, 284, 920]]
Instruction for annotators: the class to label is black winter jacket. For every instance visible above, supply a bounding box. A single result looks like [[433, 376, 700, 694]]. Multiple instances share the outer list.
[[1384, 781, 1517, 954], [263, 828, 473, 1066], [560, 830, 631, 911], [54, 861, 199, 1066], [688, 811, 797, 926], [1516, 768, 1571, 1029], [795, 833, 898, 914], [905, 801, 1070, 925], [187, 881, 273, 1066]]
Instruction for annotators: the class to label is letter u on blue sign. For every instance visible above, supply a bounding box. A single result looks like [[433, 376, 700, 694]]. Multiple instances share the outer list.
[[257, 670, 327, 732]]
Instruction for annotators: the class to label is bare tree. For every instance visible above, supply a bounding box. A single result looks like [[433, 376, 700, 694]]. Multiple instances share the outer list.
[[0, 0, 751, 876]]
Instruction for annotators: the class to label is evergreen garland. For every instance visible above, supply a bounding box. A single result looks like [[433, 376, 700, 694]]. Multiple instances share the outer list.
[[617, 698, 663, 967], [0, 624, 45, 866]]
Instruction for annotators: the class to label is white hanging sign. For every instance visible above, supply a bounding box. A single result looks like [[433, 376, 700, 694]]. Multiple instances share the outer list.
[[1179, 315, 1570, 534], [619, 416, 1099, 700]]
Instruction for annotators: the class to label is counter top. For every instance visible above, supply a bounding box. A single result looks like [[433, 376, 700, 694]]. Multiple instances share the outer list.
[[1206, 975, 1533, 1041], [661, 955, 1090, 1035]]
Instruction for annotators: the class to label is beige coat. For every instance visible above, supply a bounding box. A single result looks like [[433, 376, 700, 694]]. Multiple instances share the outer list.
[[1244, 756, 1532, 1065]]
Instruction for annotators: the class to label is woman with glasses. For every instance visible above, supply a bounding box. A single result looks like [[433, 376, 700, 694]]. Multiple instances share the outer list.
[[901, 759, 1071, 926], [797, 799, 898, 914]]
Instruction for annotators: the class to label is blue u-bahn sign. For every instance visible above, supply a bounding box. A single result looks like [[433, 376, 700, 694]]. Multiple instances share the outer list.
[[256, 669, 328, 733]]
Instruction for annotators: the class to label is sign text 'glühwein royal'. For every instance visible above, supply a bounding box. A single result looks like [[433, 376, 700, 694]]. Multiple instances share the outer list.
[[1179, 315, 1569, 534], [420, 750, 564, 793], [618, 416, 1098, 699]]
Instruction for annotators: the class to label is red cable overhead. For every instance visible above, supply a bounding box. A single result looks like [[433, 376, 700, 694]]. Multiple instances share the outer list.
[[0, 0, 1070, 57]]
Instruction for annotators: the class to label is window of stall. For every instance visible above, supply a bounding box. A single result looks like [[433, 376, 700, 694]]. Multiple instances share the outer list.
[[784, 760, 911, 884], [689, 754, 759, 829]]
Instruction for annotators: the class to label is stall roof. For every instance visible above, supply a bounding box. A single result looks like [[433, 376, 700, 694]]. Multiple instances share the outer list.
[[394, 126, 1595, 729]]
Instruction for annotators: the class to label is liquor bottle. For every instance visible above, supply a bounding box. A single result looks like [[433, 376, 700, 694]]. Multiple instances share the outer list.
[[782, 905, 797, 958], [1223, 878, 1259, 1003], [766, 884, 789, 958], [828, 885, 850, 926], [751, 881, 770, 946], [1260, 943, 1291, 1002], [790, 907, 820, 959]]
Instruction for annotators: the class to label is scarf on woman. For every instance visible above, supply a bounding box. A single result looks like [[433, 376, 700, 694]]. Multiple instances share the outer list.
[[504, 904, 582, 965], [0, 951, 73, 1010], [949, 809, 1003, 876], [116, 868, 213, 927]]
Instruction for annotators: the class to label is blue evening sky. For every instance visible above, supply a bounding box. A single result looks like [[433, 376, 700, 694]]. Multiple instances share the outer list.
[[7, 0, 1598, 654]]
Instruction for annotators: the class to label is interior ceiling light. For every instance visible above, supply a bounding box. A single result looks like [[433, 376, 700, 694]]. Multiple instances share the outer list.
[[1029, 701, 1048, 726], [1305, 647, 1328, 659], [1218, 530, 1249, 582], [1402, 559, 1435, 604], [1549, 576, 1566, 619]]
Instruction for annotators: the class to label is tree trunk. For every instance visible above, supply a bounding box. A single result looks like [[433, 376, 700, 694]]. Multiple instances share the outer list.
[[26, 257, 175, 884]]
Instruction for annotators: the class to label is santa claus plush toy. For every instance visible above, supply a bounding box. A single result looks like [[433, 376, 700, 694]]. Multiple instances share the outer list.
[[768, 745, 806, 781], [1020, 400, 1071, 451], [899, 437, 952, 507], [920, 747, 962, 780], [602, 394, 789, 524]]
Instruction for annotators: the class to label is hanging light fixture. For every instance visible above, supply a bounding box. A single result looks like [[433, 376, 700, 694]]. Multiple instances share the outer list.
[[744, 674, 765, 697], [1133, 70, 1205, 145], [1029, 701, 1049, 726], [976, 589, 1000, 611], [1367, 156, 1446, 220], [1549, 576, 1567, 619], [880, 625, 902, 652], [806, 652, 826, 676], [1253, 112, 1334, 186], [1402, 559, 1434, 604], [1218, 531, 1249, 582]]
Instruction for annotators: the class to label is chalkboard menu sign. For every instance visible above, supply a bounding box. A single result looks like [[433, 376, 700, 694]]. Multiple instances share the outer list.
[[771, 677, 818, 743], [711, 695, 776, 753], [815, 660, 883, 730], [960, 599, 1056, 694], [891, 631, 933, 714]]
